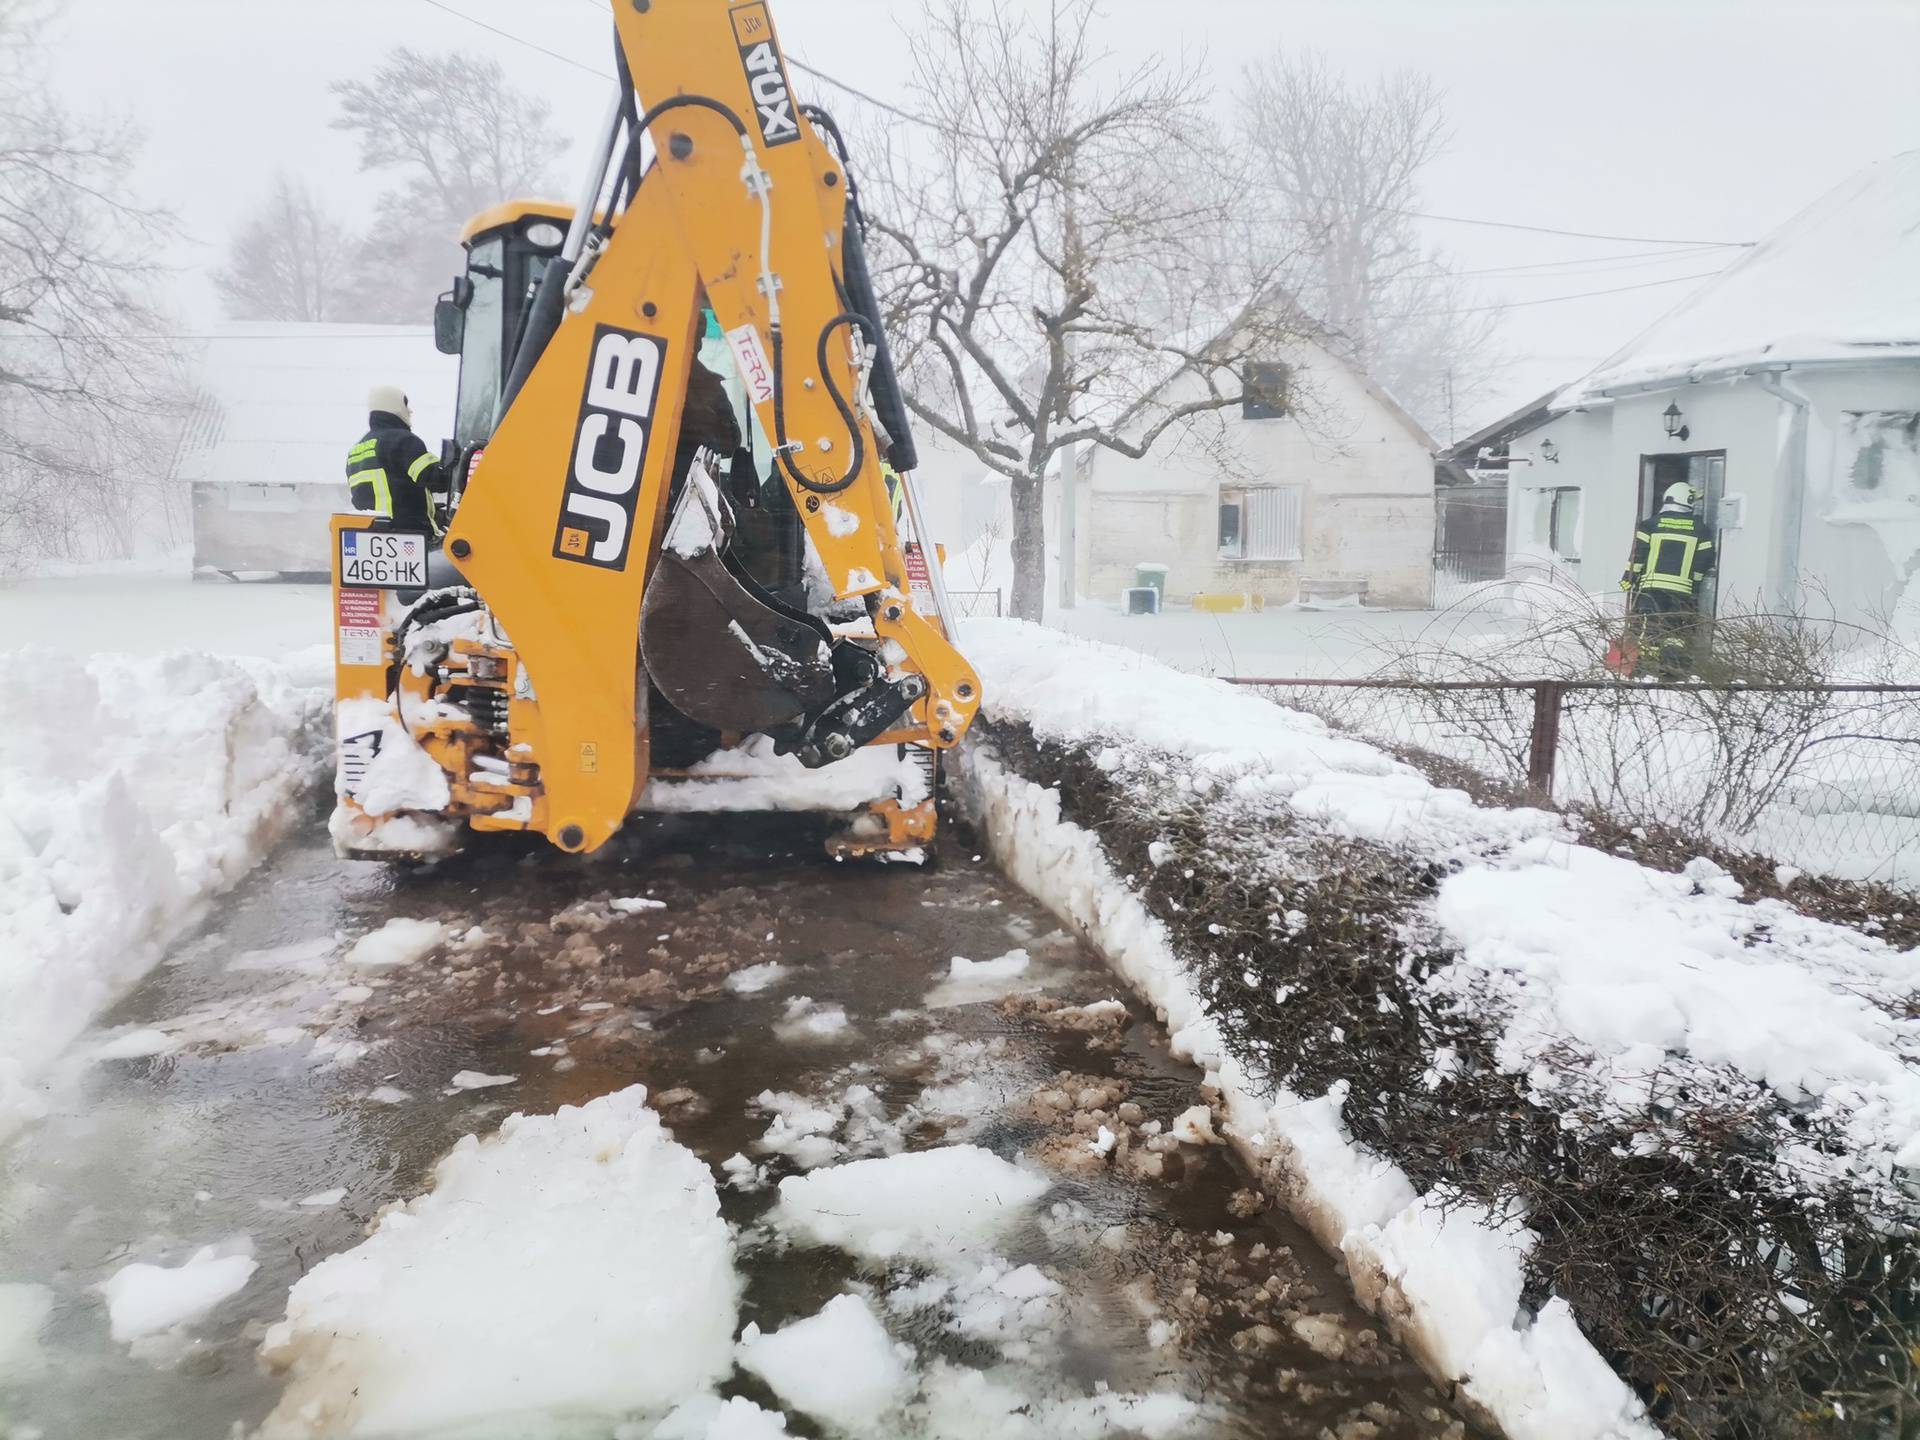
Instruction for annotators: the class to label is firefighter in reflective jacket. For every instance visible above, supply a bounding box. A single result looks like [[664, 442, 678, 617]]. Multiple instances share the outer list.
[[1621, 482, 1715, 675], [346, 384, 448, 537]]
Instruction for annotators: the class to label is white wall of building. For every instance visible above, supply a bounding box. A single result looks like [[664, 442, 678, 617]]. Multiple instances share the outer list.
[[1083, 346, 1436, 608]]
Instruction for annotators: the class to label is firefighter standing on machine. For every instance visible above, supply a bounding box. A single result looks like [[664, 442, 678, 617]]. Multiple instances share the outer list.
[[346, 384, 449, 537], [1621, 482, 1716, 677]]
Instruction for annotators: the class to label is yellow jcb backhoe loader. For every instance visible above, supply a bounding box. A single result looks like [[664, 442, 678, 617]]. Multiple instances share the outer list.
[[328, 0, 979, 863]]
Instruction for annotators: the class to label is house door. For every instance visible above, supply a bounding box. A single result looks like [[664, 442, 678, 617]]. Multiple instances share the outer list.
[[1636, 451, 1726, 617]]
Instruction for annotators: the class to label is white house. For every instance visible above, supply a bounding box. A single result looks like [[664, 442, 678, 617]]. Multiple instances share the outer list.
[[182, 323, 458, 577], [1064, 339, 1439, 609], [1502, 150, 1920, 626]]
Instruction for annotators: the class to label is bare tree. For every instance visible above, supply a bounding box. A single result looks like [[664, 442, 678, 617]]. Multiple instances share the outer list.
[[1237, 52, 1502, 438], [866, 0, 1307, 621], [214, 172, 360, 322], [0, 0, 180, 571], [331, 50, 568, 324]]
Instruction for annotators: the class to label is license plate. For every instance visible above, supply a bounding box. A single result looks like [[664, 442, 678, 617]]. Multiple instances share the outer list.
[[339, 530, 428, 589]]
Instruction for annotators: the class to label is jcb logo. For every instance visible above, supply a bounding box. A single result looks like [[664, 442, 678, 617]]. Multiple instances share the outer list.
[[553, 326, 667, 570], [732, 3, 799, 147]]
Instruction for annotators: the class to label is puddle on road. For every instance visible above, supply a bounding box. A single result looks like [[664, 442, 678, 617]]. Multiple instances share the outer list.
[[0, 811, 1473, 1439]]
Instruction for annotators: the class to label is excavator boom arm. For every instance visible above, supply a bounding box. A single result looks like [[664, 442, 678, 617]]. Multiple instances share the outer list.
[[426, 0, 978, 855]]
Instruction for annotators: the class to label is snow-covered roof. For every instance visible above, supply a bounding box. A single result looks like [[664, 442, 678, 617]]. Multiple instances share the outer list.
[[1558, 149, 1920, 404], [177, 322, 460, 487]]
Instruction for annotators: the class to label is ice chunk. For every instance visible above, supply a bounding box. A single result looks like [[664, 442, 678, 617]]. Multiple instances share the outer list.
[[737, 1294, 913, 1432], [727, 962, 789, 995], [611, 896, 668, 915], [258, 1087, 738, 1438], [99, 1245, 257, 1342], [297, 1188, 347, 1208], [651, 1394, 791, 1439], [925, 949, 1039, 1008], [93, 1027, 176, 1061], [227, 937, 338, 973], [343, 917, 448, 970], [774, 997, 850, 1042], [447, 1070, 516, 1091], [771, 1145, 1051, 1260]]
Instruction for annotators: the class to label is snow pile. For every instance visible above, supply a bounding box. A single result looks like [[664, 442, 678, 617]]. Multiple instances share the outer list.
[[1436, 848, 1920, 1191], [964, 620, 1919, 1199], [0, 646, 328, 1144], [258, 1086, 738, 1438], [98, 1243, 258, 1344], [641, 734, 929, 815], [770, 1145, 1051, 1261]]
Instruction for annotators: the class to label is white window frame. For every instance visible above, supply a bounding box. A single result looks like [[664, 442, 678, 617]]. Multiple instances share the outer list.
[[1219, 485, 1302, 562], [1218, 488, 1247, 559]]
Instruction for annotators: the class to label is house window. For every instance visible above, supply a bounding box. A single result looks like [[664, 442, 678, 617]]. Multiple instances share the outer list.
[[1530, 486, 1582, 563], [1841, 411, 1920, 502], [1219, 492, 1244, 557], [1242, 362, 1292, 421], [1219, 486, 1303, 561]]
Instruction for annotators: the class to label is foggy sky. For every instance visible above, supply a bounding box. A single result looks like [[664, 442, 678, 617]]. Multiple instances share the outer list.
[[44, 0, 1920, 433]]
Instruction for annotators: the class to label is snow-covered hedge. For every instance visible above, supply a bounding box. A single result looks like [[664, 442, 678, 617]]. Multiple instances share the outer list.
[[957, 619, 1918, 1440], [0, 647, 330, 1142]]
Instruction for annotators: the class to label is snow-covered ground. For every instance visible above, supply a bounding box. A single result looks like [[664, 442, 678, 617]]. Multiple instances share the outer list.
[[0, 573, 331, 659], [0, 646, 331, 1143], [1046, 601, 1518, 679], [957, 618, 1919, 1440]]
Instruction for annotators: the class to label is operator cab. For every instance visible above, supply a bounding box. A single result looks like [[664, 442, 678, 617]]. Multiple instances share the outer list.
[[433, 200, 573, 495], [432, 197, 809, 604]]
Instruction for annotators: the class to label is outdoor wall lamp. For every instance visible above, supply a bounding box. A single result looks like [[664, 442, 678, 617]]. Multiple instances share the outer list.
[[1663, 403, 1691, 442], [1538, 439, 1559, 464]]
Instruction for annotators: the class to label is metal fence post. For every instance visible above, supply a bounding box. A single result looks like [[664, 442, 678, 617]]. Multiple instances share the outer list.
[[1527, 682, 1564, 803]]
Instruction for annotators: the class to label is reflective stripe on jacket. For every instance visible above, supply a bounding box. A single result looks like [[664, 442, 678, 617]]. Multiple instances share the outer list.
[[346, 411, 446, 535], [1622, 511, 1714, 596]]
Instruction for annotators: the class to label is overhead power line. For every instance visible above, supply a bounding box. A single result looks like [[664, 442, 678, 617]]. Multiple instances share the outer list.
[[423, 0, 1760, 254], [5, 265, 1728, 346], [417, 0, 609, 78], [1387, 269, 1727, 321], [1392, 208, 1749, 249]]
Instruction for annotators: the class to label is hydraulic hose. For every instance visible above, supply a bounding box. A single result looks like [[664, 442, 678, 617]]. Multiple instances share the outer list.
[[772, 312, 875, 496]]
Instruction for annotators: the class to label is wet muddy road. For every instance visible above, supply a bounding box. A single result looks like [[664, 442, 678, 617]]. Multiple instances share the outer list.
[[0, 808, 1473, 1440]]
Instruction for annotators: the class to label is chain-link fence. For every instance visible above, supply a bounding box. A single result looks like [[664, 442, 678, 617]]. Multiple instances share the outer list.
[[1230, 677, 1920, 891], [947, 588, 1004, 618]]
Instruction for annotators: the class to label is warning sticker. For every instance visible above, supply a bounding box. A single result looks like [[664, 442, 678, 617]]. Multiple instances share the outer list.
[[338, 588, 384, 667], [904, 542, 935, 617]]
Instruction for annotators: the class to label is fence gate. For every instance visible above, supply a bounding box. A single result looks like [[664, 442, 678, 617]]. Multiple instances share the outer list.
[[1432, 482, 1508, 607]]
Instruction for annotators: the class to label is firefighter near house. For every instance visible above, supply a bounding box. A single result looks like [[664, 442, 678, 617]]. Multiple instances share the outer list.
[[1620, 481, 1717, 677]]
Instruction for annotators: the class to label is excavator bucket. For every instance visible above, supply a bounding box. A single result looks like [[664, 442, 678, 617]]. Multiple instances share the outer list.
[[642, 464, 836, 733]]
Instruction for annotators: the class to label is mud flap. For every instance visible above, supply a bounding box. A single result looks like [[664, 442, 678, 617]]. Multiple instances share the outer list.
[[641, 463, 837, 734]]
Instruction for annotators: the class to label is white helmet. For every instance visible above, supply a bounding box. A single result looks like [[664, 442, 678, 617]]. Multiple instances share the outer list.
[[368, 384, 412, 427], [1662, 481, 1695, 510]]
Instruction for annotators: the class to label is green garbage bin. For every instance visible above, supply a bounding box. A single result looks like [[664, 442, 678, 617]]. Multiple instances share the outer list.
[[1135, 564, 1169, 604]]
